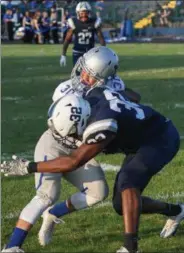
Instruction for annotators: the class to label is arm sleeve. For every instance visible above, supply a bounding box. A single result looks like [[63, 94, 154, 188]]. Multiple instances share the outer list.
[[83, 119, 117, 144]]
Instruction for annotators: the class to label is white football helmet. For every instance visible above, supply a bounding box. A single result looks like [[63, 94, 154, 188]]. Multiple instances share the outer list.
[[47, 94, 91, 141], [76, 1, 91, 21], [71, 46, 119, 92], [76, 1, 91, 14]]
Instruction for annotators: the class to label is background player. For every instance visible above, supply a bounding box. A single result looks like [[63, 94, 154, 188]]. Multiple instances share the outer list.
[[60, 1, 106, 67]]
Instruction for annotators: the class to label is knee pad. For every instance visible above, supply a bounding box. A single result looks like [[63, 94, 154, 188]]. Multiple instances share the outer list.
[[71, 180, 109, 210], [19, 194, 52, 224]]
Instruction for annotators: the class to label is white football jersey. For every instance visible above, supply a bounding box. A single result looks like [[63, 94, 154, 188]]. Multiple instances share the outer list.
[[52, 79, 74, 102], [52, 75, 125, 102]]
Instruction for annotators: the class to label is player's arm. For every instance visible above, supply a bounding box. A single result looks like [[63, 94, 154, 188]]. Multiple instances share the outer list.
[[34, 19, 40, 30], [37, 136, 114, 173], [22, 17, 26, 27], [60, 28, 73, 66], [96, 27, 106, 46], [1, 133, 115, 176], [124, 88, 141, 103], [62, 28, 73, 56]]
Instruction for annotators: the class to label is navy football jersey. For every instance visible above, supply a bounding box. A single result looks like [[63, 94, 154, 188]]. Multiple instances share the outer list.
[[68, 17, 101, 53], [83, 87, 168, 154]]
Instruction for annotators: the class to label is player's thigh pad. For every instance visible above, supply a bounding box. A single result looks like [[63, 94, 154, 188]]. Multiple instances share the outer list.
[[64, 158, 109, 209], [116, 153, 152, 193], [34, 130, 70, 204], [116, 122, 180, 193]]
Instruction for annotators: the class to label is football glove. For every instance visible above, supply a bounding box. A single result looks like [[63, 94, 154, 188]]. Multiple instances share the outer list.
[[60, 55, 66, 67], [1, 155, 30, 176]]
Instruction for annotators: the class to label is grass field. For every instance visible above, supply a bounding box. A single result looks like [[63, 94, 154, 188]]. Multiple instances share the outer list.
[[1, 44, 184, 252]]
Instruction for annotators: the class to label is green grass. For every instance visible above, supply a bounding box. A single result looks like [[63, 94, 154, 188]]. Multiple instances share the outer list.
[[1, 44, 184, 252]]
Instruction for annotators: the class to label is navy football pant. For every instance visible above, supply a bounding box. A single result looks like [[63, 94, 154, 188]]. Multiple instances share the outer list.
[[73, 52, 84, 66], [113, 121, 180, 215]]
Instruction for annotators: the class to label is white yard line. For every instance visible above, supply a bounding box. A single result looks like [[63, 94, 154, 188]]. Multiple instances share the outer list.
[[101, 163, 120, 172], [174, 103, 184, 108], [1, 96, 23, 101], [123, 67, 184, 77]]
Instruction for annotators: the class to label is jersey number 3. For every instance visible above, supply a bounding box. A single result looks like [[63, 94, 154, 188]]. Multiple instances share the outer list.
[[104, 89, 145, 120]]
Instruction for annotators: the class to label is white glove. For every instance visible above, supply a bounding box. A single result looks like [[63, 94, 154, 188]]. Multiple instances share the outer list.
[[60, 55, 66, 67], [1, 155, 30, 176]]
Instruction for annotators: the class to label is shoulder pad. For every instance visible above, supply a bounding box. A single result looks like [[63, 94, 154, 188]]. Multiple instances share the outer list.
[[67, 18, 75, 30], [94, 17, 102, 29], [83, 119, 117, 144], [106, 75, 125, 91], [52, 79, 74, 101]]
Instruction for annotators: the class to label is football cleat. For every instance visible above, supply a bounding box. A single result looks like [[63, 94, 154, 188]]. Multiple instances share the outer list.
[[160, 203, 184, 238], [116, 246, 139, 253], [1, 246, 24, 252], [38, 207, 64, 246]]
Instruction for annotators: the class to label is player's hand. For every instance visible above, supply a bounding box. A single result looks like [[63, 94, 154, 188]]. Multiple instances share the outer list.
[[1, 155, 30, 176], [60, 55, 66, 67]]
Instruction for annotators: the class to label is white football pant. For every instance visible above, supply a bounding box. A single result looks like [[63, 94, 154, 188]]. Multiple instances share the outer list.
[[19, 129, 109, 224]]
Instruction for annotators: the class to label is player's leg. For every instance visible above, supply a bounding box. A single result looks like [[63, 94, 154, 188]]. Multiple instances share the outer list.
[[113, 121, 180, 253], [72, 52, 84, 66], [3, 130, 63, 251], [140, 121, 183, 238], [39, 157, 109, 246], [113, 160, 182, 218], [62, 157, 109, 211], [45, 137, 108, 218]]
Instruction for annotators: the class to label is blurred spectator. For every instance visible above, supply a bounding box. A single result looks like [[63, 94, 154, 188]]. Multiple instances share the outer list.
[[62, 9, 71, 42], [29, 0, 38, 12], [32, 11, 42, 43], [95, 0, 105, 12], [176, 0, 183, 6], [22, 11, 34, 43], [6, 0, 13, 10], [12, 7, 23, 29], [3, 9, 14, 41], [160, 7, 172, 27], [43, 0, 56, 10], [18, 0, 29, 15], [50, 8, 59, 44], [41, 11, 50, 43], [121, 10, 133, 38], [152, 9, 162, 27]]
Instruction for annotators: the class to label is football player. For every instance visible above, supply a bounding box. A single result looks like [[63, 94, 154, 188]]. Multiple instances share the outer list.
[[2, 47, 184, 253], [60, 1, 106, 67], [1, 47, 124, 253], [1, 94, 109, 253]]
